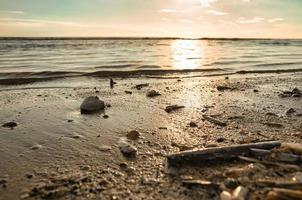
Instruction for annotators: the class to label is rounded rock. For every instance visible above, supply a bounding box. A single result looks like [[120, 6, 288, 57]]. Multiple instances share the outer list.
[[80, 96, 105, 114]]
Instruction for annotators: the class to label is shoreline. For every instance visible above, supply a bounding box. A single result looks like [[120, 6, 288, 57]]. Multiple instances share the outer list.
[[0, 68, 302, 86], [0, 72, 301, 199]]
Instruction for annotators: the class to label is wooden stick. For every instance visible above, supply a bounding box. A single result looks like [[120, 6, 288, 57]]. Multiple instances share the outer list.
[[166, 141, 281, 167], [203, 115, 227, 126]]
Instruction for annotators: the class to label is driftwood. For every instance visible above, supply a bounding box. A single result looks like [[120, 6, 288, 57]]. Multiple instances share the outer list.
[[202, 115, 227, 126], [238, 156, 300, 170], [256, 180, 302, 190], [267, 188, 302, 200], [166, 141, 281, 167], [250, 148, 302, 164]]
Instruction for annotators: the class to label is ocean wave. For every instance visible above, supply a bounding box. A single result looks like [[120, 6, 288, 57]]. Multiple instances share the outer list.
[[251, 62, 302, 67]]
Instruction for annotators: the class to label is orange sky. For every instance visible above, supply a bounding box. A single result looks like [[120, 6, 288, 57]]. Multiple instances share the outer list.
[[0, 0, 301, 38]]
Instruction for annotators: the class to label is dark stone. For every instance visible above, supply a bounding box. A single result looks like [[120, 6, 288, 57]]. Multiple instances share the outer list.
[[80, 96, 105, 114], [2, 122, 17, 128]]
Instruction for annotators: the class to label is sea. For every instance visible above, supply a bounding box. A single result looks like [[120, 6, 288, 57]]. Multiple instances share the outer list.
[[0, 38, 302, 81]]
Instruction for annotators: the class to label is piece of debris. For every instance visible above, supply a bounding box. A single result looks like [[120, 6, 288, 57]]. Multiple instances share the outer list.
[[134, 83, 149, 90], [67, 119, 73, 123], [146, 90, 161, 97], [118, 139, 137, 157], [253, 89, 259, 93], [166, 141, 281, 167], [80, 96, 105, 114], [281, 143, 302, 154], [171, 142, 193, 151], [2, 121, 17, 128], [203, 115, 227, 127], [182, 180, 220, 190], [223, 164, 261, 178], [126, 130, 140, 140], [217, 85, 232, 91], [103, 115, 109, 119], [124, 91, 132, 94], [263, 122, 284, 129], [267, 188, 302, 200], [165, 105, 185, 113], [279, 88, 301, 98], [110, 78, 117, 88]]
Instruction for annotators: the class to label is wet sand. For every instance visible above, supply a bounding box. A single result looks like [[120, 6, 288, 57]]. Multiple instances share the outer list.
[[0, 72, 301, 200]]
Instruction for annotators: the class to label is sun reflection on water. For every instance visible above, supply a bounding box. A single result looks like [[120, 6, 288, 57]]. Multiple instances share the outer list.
[[170, 40, 203, 70]]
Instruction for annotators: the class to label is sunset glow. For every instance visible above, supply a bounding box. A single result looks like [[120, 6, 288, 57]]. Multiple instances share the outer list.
[[0, 0, 301, 38]]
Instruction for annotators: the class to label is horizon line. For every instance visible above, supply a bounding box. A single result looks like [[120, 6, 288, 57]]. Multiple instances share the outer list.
[[0, 36, 301, 40]]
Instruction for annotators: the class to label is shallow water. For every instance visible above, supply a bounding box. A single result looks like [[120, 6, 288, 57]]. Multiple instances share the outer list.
[[0, 38, 302, 78]]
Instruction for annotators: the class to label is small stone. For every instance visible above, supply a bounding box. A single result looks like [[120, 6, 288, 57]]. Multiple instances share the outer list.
[[217, 85, 232, 91], [2, 122, 17, 128], [165, 105, 185, 113], [98, 146, 112, 151], [118, 140, 137, 157], [126, 130, 140, 140], [30, 144, 42, 150], [225, 77, 229, 80], [216, 137, 225, 143], [125, 91, 132, 94], [72, 134, 84, 139], [103, 115, 109, 119], [189, 122, 198, 128], [80, 96, 105, 114], [253, 89, 259, 93], [286, 108, 296, 115], [80, 165, 91, 171], [220, 191, 232, 200], [224, 178, 240, 189], [25, 174, 34, 179], [67, 119, 73, 123], [146, 90, 161, 97], [232, 186, 249, 200]]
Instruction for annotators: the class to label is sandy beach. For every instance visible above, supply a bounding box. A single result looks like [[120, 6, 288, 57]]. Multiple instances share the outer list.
[[0, 71, 301, 200]]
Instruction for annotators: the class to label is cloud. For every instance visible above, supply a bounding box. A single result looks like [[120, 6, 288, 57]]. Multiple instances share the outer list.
[[205, 10, 228, 16], [199, 0, 217, 7], [236, 17, 264, 24], [0, 17, 88, 27], [268, 18, 284, 23], [160, 9, 177, 13], [179, 19, 193, 24], [0, 10, 25, 14]]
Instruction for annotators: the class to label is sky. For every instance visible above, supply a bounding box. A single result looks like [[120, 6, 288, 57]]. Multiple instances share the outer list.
[[0, 0, 301, 38]]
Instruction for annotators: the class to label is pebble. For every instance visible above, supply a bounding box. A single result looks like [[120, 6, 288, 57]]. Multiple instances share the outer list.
[[146, 90, 161, 97], [80, 96, 105, 114], [124, 91, 132, 94], [72, 134, 84, 139], [98, 146, 112, 151], [232, 186, 249, 200], [80, 165, 91, 171], [286, 108, 296, 115], [30, 144, 42, 150], [189, 122, 198, 128], [2, 121, 17, 128], [118, 140, 137, 157], [216, 137, 225, 143], [126, 130, 140, 140], [103, 115, 109, 119]]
